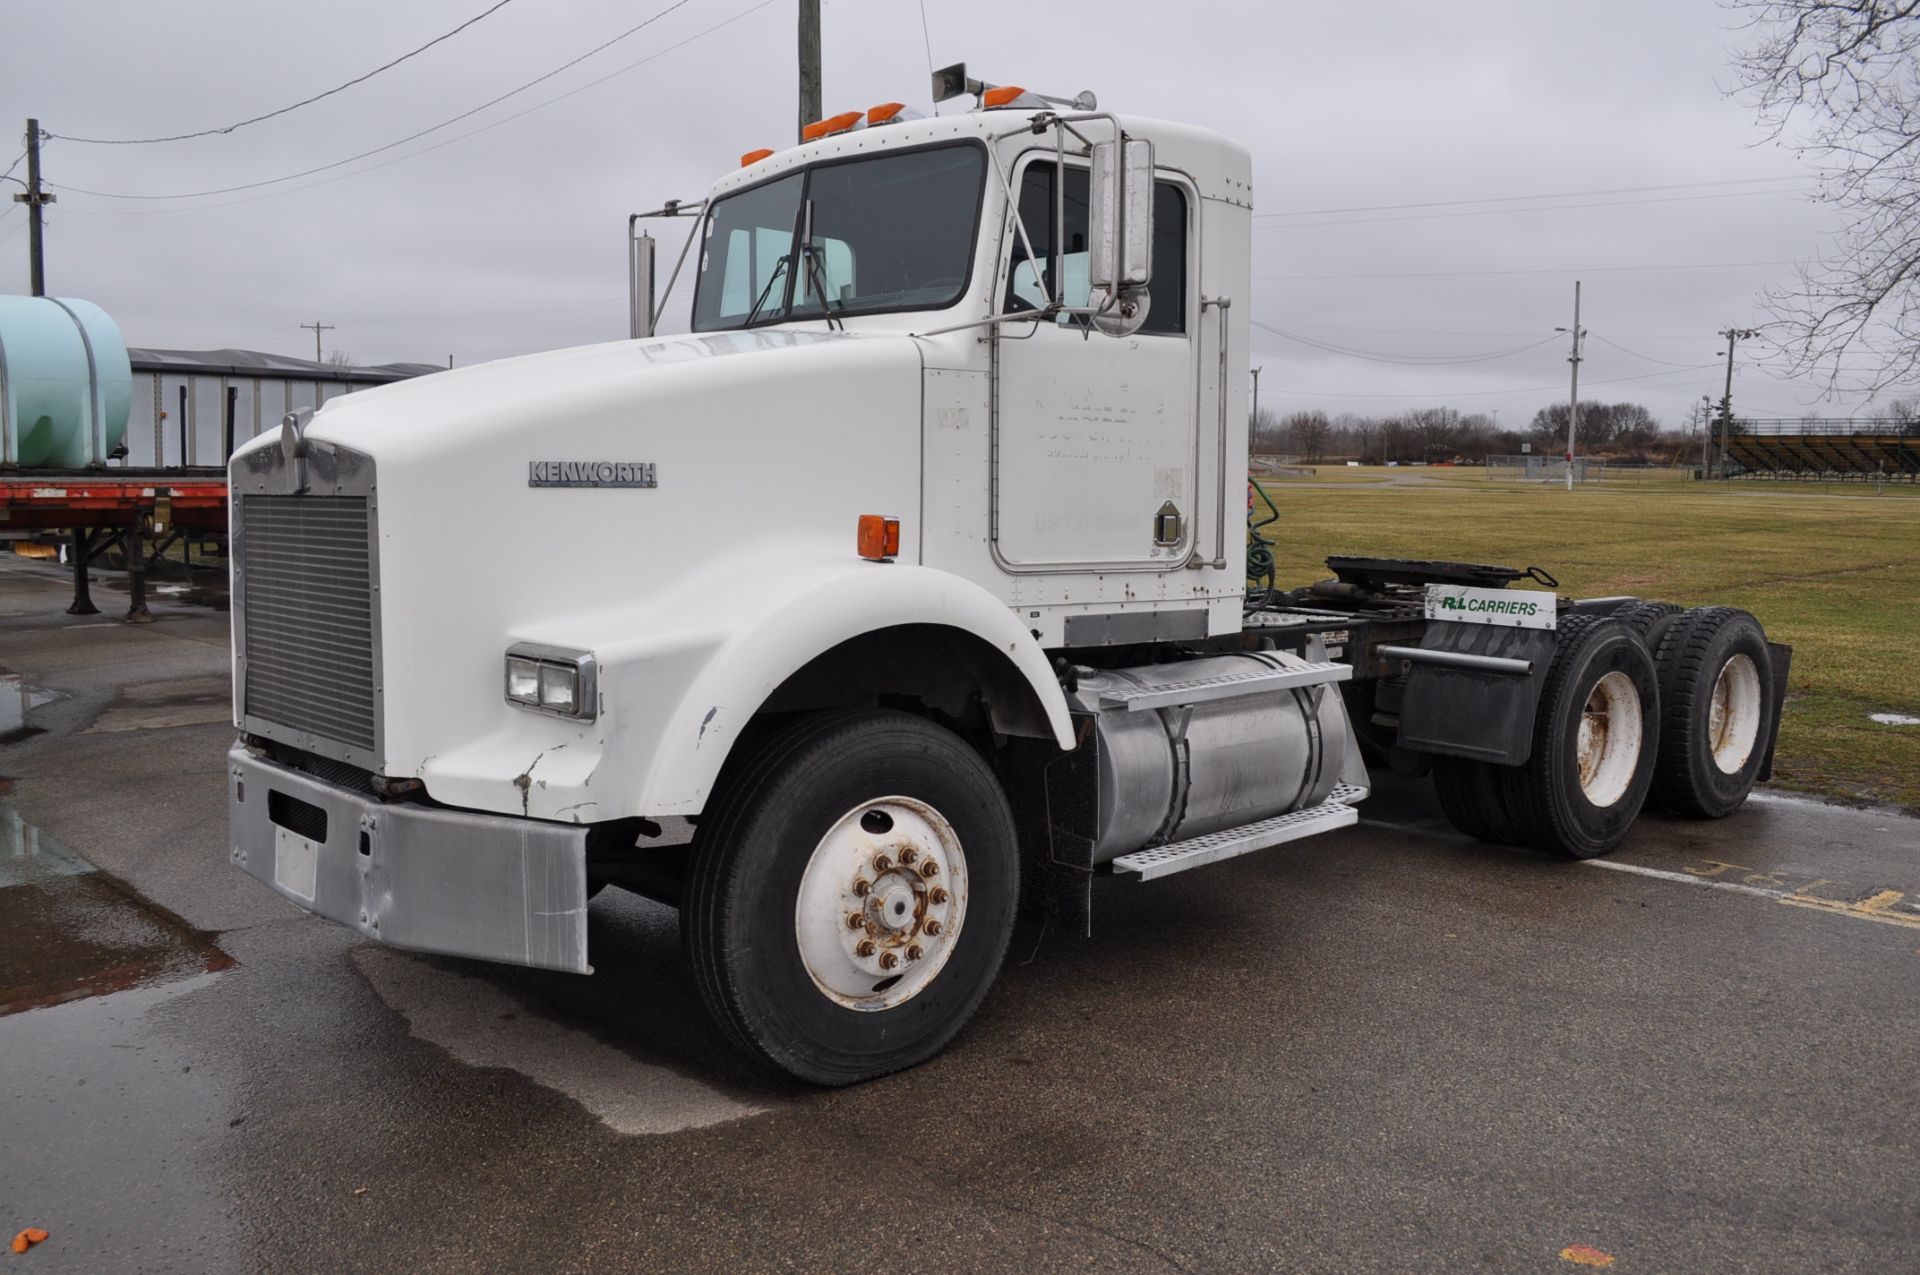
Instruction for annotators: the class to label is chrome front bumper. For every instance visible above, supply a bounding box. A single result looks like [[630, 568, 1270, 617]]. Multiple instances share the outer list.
[[228, 745, 591, 974]]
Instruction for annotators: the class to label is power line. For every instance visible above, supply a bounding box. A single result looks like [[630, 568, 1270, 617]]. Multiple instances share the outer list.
[[0, 149, 23, 183], [1259, 186, 1813, 231], [1254, 175, 1812, 220], [1251, 319, 1560, 366], [49, 0, 775, 218], [49, 0, 701, 201], [1259, 363, 1722, 401], [1586, 332, 1711, 368], [48, 1, 520, 145], [1256, 260, 1797, 282]]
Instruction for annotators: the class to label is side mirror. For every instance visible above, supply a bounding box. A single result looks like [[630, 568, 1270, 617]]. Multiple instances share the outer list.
[[1088, 137, 1154, 336]]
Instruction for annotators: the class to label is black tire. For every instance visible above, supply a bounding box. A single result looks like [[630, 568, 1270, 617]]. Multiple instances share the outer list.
[[1432, 757, 1521, 845], [683, 709, 1018, 1086], [1499, 615, 1660, 858], [1612, 600, 1683, 650], [1650, 607, 1774, 818]]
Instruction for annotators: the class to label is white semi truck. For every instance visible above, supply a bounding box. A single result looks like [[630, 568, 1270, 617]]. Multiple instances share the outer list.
[[228, 69, 1788, 1085]]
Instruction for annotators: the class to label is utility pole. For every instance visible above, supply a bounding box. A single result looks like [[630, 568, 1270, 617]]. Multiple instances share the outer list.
[[797, 0, 821, 143], [301, 321, 335, 363], [1555, 280, 1584, 491], [14, 119, 55, 296], [1715, 327, 1759, 481], [1250, 366, 1261, 431], [1697, 395, 1713, 477]]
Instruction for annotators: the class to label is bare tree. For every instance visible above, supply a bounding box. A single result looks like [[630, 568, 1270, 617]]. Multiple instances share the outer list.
[[324, 349, 358, 368], [1250, 405, 1287, 454], [1728, 1, 1920, 392], [1281, 410, 1331, 461]]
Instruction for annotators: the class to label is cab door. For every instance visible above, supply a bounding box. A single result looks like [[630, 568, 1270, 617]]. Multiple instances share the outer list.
[[990, 157, 1198, 571]]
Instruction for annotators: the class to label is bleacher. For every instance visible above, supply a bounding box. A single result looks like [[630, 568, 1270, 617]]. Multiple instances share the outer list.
[[1720, 419, 1920, 481]]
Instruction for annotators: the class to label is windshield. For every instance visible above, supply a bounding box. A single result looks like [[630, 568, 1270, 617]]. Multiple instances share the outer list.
[[692, 143, 985, 331]]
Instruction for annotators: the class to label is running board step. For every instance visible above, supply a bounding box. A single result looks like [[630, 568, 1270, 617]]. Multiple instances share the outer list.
[[1096, 660, 1351, 712], [1111, 784, 1369, 881]]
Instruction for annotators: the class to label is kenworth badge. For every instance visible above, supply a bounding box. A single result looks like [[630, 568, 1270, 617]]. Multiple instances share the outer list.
[[528, 461, 657, 488]]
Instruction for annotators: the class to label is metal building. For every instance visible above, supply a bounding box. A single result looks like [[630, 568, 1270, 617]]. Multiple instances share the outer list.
[[122, 348, 441, 468]]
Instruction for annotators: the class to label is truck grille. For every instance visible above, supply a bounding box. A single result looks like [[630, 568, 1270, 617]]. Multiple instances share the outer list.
[[239, 494, 378, 753]]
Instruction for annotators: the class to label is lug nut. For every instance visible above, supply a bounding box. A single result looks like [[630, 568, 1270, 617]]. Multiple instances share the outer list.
[[929, 887, 949, 905], [924, 919, 943, 936], [906, 944, 924, 961], [899, 847, 918, 865], [873, 854, 893, 872], [847, 912, 866, 930], [855, 939, 877, 958], [879, 951, 900, 971], [852, 878, 872, 897], [919, 860, 939, 878]]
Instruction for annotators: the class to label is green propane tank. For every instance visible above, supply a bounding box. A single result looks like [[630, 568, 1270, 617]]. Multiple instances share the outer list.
[[0, 295, 132, 468]]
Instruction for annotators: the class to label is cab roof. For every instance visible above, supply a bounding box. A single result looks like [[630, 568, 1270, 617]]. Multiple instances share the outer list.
[[706, 109, 1252, 211]]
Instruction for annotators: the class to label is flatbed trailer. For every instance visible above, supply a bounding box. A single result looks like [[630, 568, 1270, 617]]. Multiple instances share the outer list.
[[0, 468, 227, 620]]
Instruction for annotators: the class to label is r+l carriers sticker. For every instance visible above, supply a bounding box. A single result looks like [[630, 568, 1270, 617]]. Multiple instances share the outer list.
[[1423, 584, 1558, 630]]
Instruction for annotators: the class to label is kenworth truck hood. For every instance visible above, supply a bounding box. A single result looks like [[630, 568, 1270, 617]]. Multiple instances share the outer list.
[[231, 329, 928, 818]]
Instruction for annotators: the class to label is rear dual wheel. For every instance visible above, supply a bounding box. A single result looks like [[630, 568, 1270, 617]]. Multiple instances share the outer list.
[[1498, 615, 1661, 858], [1651, 607, 1774, 818]]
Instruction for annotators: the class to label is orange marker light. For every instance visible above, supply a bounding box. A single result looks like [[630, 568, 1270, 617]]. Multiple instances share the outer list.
[[982, 85, 1027, 108], [867, 102, 907, 125], [740, 147, 773, 167], [857, 515, 901, 561], [802, 111, 863, 141]]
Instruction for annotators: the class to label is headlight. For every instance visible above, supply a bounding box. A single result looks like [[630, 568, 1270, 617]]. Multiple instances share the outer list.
[[504, 643, 597, 720]]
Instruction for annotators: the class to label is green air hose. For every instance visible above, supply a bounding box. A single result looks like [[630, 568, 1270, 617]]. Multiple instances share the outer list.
[[1246, 479, 1280, 608]]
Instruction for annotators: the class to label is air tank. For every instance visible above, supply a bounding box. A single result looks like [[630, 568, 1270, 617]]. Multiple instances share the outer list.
[[0, 295, 132, 468]]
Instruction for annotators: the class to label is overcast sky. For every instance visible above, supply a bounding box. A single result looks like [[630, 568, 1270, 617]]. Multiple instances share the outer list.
[[0, 0, 1885, 426]]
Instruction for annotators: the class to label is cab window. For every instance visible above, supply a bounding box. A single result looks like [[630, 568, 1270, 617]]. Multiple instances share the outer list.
[[1004, 163, 1188, 336]]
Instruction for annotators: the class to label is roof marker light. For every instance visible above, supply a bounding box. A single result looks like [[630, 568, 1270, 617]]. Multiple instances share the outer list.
[[867, 102, 924, 126], [740, 147, 774, 167], [982, 85, 1043, 109], [802, 110, 864, 142]]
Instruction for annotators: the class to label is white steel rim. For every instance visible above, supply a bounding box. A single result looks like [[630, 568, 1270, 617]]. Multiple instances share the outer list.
[[1577, 670, 1643, 808], [794, 795, 968, 1012], [1709, 653, 1763, 774]]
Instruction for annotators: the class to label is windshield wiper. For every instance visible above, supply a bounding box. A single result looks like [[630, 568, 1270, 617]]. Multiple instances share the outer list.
[[741, 254, 791, 328], [797, 197, 845, 332], [802, 245, 846, 332]]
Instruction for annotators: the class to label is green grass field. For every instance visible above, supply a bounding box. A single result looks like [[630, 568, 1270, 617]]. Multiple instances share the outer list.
[[1256, 467, 1920, 813]]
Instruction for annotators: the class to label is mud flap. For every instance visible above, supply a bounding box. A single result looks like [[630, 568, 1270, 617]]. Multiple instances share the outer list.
[[1394, 621, 1558, 766], [1756, 642, 1793, 782]]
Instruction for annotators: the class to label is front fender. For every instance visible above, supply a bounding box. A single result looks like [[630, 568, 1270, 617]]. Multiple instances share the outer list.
[[417, 548, 1073, 822], [630, 558, 1073, 814]]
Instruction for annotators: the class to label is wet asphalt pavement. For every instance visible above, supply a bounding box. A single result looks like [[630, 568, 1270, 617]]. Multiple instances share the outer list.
[[2, 557, 1917, 1274]]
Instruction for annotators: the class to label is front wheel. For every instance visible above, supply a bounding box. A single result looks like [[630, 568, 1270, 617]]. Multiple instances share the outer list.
[[683, 709, 1018, 1086]]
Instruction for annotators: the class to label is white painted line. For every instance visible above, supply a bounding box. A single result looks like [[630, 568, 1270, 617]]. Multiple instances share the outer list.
[[1581, 858, 1785, 901], [354, 948, 765, 1135], [1584, 858, 1920, 930]]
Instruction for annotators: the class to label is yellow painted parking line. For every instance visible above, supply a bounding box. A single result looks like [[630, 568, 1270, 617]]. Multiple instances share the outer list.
[[1586, 859, 1920, 931]]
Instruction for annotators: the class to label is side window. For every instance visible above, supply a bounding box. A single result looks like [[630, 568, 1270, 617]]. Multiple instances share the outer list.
[[1141, 183, 1187, 336], [1005, 163, 1188, 336], [1006, 163, 1093, 316]]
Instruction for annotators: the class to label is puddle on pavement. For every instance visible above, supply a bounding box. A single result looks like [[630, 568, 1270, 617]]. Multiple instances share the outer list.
[[101, 575, 230, 610], [1, 672, 63, 744], [1, 804, 233, 1016]]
